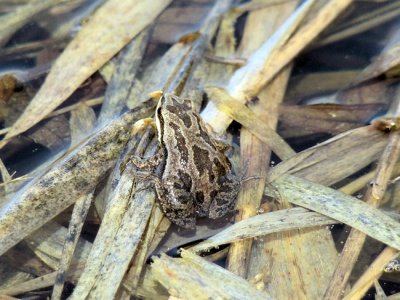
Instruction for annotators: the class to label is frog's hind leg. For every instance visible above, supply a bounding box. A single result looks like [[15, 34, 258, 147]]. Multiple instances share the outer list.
[[162, 205, 196, 229], [160, 181, 196, 229], [208, 174, 241, 219]]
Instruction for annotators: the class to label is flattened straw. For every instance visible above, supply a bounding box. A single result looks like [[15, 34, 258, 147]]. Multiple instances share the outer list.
[[323, 90, 400, 300]]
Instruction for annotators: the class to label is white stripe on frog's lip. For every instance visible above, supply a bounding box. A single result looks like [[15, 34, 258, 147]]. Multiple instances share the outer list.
[[155, 95, 167, 143]]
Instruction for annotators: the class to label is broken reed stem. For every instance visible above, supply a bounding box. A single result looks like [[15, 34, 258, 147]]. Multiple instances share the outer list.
[[225, 3, 293, 277], [226, 129, 270, 277], [230, 0, 353, 103], [51, 193, 93, 300], [323, 116, 400, 299], [343, 247, 399, 300], [120, 195, 166, 296], [203, 0, 313, 135]]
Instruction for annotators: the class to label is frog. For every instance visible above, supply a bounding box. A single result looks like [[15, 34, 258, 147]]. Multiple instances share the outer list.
[[130, 93, 240, 229]]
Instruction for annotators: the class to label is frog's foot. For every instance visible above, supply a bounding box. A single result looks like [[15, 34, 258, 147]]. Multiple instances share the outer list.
[[237, 161, 262, 185], [130, 149, 163, 170], [125, 169, 160, 192], [120, 148, 163, 174], [240, 175, 262, 185]]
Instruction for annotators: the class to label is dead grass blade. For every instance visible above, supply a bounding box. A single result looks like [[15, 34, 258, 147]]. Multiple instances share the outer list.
[[226, 1, 295, 278], [269, 125, 387, 186], [127, 39, 197, 108], [98, 28, 151, 124], [0, 99, 156, 256], [270, 174, 400, 250], [150, 249, 273, 300], [51, 193, 93, 300], [69, 124, 153, 299], [2, 0, 171, 144], [206, 86, 295, 160], [120, 205, 166, 297], [255, 0, 353, 90], [25, 222, 92, 270], [202, 0, 314, 134], [315, 1, 400, 49], [69, 102, 96, 146], [191, 207, 336, 253], [352, 23, 400, 84], [279, 103, 384, 137], [323, 98, 400, 300], [0, 0, 63, 47], [83, 189, 155, 299]]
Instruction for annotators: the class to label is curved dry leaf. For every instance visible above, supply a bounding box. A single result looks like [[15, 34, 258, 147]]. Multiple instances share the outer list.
[[3, 0, 171, 144]]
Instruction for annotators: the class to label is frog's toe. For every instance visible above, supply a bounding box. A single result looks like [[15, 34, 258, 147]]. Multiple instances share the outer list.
[[208, 197, 236, 219], [177, 217, 196, 230], [167, 213, 195, 229], [162, 206, 196, 229]]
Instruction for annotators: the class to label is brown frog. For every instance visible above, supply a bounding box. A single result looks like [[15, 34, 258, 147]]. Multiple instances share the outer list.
[[132, 93, 240, 229]]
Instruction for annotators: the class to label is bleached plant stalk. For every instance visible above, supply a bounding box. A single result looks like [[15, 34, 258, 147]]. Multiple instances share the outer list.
[[226, 1, 296, 277], [323, 92, 400, 300], [202, 0, 315, 133]]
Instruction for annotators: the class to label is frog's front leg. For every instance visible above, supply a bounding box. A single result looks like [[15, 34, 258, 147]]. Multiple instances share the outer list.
[[120, 148, 164, 175], [208, 174, 241, 219], [130, 148, 164, 170]]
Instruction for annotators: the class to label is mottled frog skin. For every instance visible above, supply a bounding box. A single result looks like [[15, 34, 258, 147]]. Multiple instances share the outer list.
[[134, 93, 240, 229]]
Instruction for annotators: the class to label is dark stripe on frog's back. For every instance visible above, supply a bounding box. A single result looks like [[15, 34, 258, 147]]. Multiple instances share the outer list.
[[169, 122, 189, 163], [166, 104, 192, 128], [192, 144, 215, 180], [178, 169, 192, 190]]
